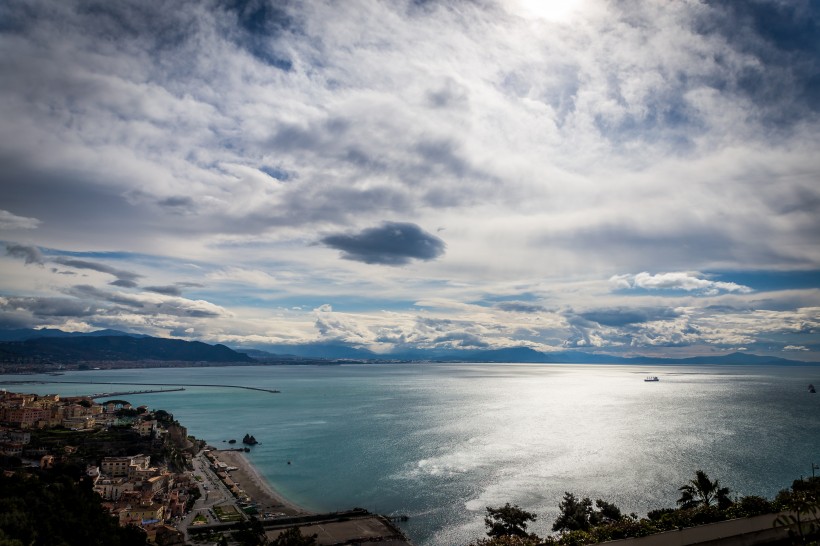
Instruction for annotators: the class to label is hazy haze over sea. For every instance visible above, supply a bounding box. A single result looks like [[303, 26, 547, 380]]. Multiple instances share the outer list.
[[5, 363, 819, 545]]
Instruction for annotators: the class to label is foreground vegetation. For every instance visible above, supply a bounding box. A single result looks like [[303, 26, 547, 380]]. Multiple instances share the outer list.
[[469, 471, 820, 546], [0, 468, 148, 546]]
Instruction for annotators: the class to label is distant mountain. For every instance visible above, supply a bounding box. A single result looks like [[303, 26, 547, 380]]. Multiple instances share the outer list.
[[662, 352, 802, 365], [1, 328, 812, 366], [238, 343, 381, 360], [237, 342, 814, 366], [0, 335, 252, 363], [0, 328, 146, 342]]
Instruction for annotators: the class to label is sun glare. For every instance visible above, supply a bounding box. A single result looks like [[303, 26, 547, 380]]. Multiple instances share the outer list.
[[513, 0, 585, 22]]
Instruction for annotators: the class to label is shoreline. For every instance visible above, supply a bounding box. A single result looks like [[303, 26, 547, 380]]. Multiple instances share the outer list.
[[211, 449, 313, 517]]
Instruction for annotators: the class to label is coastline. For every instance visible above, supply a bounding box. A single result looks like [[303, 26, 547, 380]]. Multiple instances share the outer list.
[[212, 449, 313, 517]]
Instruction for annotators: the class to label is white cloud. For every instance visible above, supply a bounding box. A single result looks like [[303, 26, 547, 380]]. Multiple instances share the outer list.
[[207, 267, 279, 288], [0, 210, 40, 230], [610, 272, 753, 296]]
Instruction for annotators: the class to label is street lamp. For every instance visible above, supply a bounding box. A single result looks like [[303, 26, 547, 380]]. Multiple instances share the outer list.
[[812, 462, 819, 479]]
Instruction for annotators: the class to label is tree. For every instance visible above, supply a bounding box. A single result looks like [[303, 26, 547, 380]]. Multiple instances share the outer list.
[[0, 472, 147, 546], [484, 503, 537, 538], [677, 470, 731, 510], [590, 499, 623, 525], [232, 517, 267, 546], [152, 409, 175, 426], [552, 493, 594, 532], [269, 527, 318, 546]]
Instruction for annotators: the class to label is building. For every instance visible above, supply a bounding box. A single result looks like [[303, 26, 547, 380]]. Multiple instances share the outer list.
[[94, 477, 135, 501]]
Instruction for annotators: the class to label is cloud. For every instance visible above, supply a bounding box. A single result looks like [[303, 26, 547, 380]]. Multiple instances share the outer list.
[[320, 222, 446, 265], [157, 196, 195, 214], [783, 345, 809, 351], [142, 283, 202, 296], [0, 210, 40, 230], [67, 285, 145, 308], [610, 272, 753, 296], [0, 0, 818, 358], [109, 279, 140, 288], [72, 284, 226, 318], [578, 307, 681, 327], [5, 243, 44, 265], [0, 296, 96, 317], [693, 2, 820, 125], [495, 302, 548, 314], [144, 285, 183, 296], [52, 258, 142, 286], [433, 331, 490, 349]]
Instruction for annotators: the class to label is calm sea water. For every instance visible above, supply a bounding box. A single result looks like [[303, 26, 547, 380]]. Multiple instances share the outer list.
[[3, 363, 819, 545]]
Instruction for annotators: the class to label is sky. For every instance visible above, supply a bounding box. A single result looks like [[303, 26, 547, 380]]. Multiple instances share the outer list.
[[0, 0, 818, 360]]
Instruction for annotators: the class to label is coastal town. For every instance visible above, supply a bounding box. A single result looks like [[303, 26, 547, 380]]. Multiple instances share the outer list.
[[0, 388, 412, 545]]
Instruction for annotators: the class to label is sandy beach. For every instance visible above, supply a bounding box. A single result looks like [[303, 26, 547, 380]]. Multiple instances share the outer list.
[[213, 450, 312, 517]]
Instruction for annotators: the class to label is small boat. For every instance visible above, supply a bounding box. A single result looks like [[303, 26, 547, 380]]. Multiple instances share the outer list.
[[644, 376, 660, 382], [810, 384, 816, 393]]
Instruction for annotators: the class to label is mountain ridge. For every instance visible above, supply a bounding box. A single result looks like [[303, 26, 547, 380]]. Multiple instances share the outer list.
[[0, 328, 814, 366], [0, 331, 252, 363]]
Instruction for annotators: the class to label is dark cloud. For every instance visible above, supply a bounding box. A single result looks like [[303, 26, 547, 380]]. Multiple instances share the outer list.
[[141, 282, 207, 297], [157, 196, 195, 210], [0, 160, 171, 242], [161, 303, 222, 318], [0, 296, 95, 317], [67, 285, 145, 308], [578, 307, 681, 327], [52, 257, 142, 285], [320, 222, 445, 265], [495, 301, 547, 314], [144, 285, 183, 296], [5, 243, 44, 265], [109, 279, 140, 288], [414, 139, 471, 178], [0, 311, 36, 329]]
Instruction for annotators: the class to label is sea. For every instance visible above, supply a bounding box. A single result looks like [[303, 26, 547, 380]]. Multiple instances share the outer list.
[[2, 363, 819, 545]]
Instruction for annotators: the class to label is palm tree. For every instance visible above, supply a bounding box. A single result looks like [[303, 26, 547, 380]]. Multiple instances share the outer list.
[[677, 470, 731, 510]]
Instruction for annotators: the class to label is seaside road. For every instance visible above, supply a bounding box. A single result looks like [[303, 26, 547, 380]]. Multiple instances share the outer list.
[[180, 451, 245, 541]]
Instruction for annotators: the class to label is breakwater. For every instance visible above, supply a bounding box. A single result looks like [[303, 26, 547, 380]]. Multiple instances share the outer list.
[[0, 380, 280, 394], [88, 387, 186, 399]]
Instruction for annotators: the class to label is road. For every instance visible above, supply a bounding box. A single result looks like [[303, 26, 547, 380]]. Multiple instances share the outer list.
[[178, 450, 246, 542]]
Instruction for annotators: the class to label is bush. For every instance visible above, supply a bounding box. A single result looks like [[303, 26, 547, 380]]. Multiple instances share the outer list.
[[646, 508, 674, 522], [468, 536, 543, 546], [725, 495, 773, 518]]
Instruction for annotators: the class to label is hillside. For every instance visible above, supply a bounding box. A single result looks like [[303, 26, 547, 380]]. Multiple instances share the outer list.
[[0, 334, 253, 364]]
